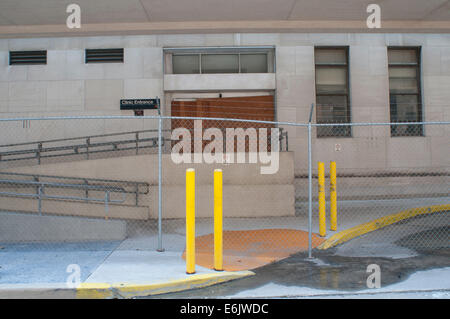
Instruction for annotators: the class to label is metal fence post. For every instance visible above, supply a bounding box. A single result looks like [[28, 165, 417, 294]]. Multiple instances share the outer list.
[[157, 99, 164, 252], [308, 103, 314, 259], [308, 122, 312, 258]]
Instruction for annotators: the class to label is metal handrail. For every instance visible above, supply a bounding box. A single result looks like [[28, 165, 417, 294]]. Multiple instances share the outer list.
[[0, 178, 125, 192], [0, 178, 127, 218], [0, 129, 162, 148], [0, 172, 149, 206], [0, 172, 149, 193], [0, 125, 289, 164], [0, 129, 171, 163]]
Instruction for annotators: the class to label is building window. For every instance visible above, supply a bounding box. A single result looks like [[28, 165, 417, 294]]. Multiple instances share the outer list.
[[167, 47, 274, 74], [172, 54, 200, 74], [240, 53, 268, 73], [85, 48, 124, 63], [314, 47, 351, 137], [388, 47, 423, 136], [201, 54, 239, 74], [9, 50, 47, 65]]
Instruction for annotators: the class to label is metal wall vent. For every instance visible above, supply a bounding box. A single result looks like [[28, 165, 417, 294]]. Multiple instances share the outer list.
[[9, 50, 47, 65], [85, 48, 124, 63]]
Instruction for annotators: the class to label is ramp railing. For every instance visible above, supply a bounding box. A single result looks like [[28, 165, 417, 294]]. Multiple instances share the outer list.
[[0, 172, 150, 217], [0, 129, 166, 164]]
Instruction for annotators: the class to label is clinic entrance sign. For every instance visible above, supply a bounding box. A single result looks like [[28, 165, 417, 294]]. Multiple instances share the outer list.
[[120, 99, 160, 110]]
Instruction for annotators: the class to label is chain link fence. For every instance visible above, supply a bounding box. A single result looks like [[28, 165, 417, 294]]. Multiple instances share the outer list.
[[0, 115, 448, 276], [303, 122, 449, 256]]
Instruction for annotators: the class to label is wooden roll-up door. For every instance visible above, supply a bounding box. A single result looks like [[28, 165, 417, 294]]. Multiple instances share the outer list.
[[171, 95, 275, 153]]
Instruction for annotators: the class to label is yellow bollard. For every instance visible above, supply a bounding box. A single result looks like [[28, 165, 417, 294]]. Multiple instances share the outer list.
[[214, 169, 223, 271], [318, 162, 326, 237], [186, 168, 196, 274], [330, 161, 337, 231]]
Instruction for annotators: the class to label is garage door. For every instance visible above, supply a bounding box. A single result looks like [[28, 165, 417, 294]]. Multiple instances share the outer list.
[[171, 95, 275, 152]]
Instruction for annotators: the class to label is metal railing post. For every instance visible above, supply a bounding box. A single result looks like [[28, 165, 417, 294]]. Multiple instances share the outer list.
[[38, 185, 42, 216], [285, 130, 289, 152], [135, 132, 139, 155], [279, 128, 283, 152], [135, 183, 139, 206], [84, 179, 89, 201], [37, 143, 42, 165], [104, 191, 109, 220], [34, 176, 39, 197], [86, 138, 90, 160]]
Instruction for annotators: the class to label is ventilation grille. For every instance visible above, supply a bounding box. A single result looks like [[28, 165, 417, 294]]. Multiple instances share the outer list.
[[85, 48, 124, 63], [9, 51, 47, 65]]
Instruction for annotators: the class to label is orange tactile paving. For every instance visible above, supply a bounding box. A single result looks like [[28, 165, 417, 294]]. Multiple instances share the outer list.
[[182, 229, 325, 271]]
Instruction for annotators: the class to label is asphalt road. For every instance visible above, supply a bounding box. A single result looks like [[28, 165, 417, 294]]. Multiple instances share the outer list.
[[147, 212, 450, 298]]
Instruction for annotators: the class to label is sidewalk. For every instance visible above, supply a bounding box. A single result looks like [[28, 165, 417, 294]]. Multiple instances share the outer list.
[[0, 246, 253, 299]]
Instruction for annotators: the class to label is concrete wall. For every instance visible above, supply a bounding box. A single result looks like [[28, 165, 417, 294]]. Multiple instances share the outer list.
[[0, 212, 126, 242], [274, 34, 450, 175], [0, 33, 449, 175], [2, 152, 296, 219], [164, 73, 276, 91]]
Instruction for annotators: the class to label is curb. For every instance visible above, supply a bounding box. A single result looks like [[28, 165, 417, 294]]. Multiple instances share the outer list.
[[0, 271, 255, 299], [77, 270, 255, 299], [317, 204, 450, 250]]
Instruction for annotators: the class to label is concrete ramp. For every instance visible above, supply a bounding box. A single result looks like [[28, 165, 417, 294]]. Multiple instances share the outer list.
[[2, 152, 296, 219]]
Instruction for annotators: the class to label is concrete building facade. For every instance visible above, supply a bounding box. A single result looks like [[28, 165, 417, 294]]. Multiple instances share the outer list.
[[0, 33, 449, 174], [0, 1, 448, 221], [0, 0, 449, 175]]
